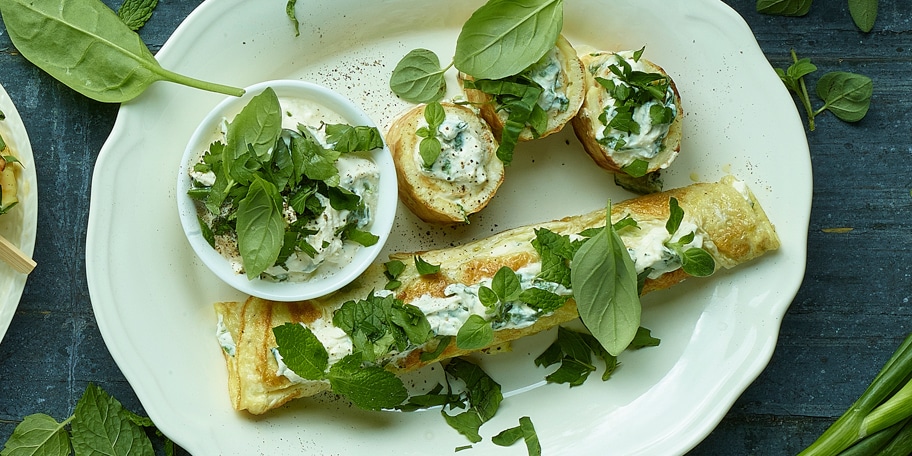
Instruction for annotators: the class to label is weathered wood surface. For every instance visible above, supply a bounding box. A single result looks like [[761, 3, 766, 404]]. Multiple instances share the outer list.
[[1, 0, 909, 454]]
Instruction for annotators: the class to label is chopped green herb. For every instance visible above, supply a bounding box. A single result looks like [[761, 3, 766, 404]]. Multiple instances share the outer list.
[[415, 255, 441, 275]]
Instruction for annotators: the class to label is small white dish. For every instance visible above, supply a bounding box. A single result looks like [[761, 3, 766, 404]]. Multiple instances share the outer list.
[[176, 80, 397, 302]]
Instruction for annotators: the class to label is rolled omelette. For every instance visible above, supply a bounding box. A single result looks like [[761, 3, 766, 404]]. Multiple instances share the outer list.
[[214, 175, 780, 414]]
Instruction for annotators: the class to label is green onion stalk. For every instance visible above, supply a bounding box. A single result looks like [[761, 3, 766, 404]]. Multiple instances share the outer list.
[[800, 333, 912, 455]]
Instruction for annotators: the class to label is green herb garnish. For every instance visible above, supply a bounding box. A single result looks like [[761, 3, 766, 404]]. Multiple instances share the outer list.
[[414, 255, 441, 275], [188, 87, 383, 279], [389, 49, 449, 104], [0, 0, 244, 103], [0, 383, 173, 455], [757, 0, 878, 33], [440, 358, 503, 443], [492, 416, 541, 456], [415, 101, 446, 167], [116, 0, 158, 31], [775, 50, 872, 131]]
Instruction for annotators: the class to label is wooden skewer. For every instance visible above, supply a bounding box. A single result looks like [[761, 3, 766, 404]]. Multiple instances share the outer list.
[[0, 233, 36, 274]]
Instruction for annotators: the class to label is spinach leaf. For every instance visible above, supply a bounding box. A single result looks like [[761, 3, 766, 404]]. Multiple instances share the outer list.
[[0, 0, 245, 103], [454, 0, 563, 80], [848, 0, 878, 32], [389, 48, 449, 103], [116, 0, 158, 31], [235, 176, 284, 279], [756, 0, 812, 16], [570, 204, 641, 356], [815, 71, 873, 123]]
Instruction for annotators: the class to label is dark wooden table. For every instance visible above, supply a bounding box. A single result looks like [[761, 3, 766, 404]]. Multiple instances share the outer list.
[[1, 1, 909, 454]]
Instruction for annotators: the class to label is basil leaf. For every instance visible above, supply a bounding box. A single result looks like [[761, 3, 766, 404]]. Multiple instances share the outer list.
[[0, 0, 244, 103], [344, 226, 379, 247], [273, 322, 329, 380], [71, 384, 155, 456], [414, 255, 441, 275], [456, 314, 494, 350], [756, 0, 812, 16], [390, 48, 448, 103], [419, 137, 442, 167], [816, 71, 873, 123], [286, 0, 300, 36], [848, 0, 878, 32], [666, 197, 684, 235], [570, 205, 641, 356], [236, 177, 285, 279], [328, 354, 408, 411], [491, 424, 524, 447], [226, 88, 283, 164], [621, 159, 649, 178], [545, 357, 594, 386], [454, 0, 563, 80], [681, 247, 716, 277], [117, 0, 158, 31]]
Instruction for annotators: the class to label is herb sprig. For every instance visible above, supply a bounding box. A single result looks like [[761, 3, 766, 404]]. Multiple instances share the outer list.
[[1, 384, 175, 456], [757, 0, 879, 33], [776, 50, 872, 131]]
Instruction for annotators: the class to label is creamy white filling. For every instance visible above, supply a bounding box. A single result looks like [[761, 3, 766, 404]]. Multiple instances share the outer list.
[[527, 47, 569, 114], [622, 219, 704, 279], [593, 51, 677, 166], [216, 314, 236, 357], [417, 115, 488, 186]]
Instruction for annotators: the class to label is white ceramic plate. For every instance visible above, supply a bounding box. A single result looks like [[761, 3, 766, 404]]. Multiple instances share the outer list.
[[0, 82, 38, 346], [86, 0, 811, 454]]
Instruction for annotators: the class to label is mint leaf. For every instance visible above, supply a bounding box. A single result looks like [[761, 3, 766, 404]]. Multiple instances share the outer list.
[[273, 322, 329, 380], [70, 384, 155, 456], [328, 355, 408, 410], [420, 336, 452, 362], [571, 204, 641, 356], [456, 314, 494, 350], [518, 287, 567, 313], [333, 292, 432, 362], [441, 358, 503, 443], [1, 414, 71, 456], [492, 416, 541, 456], [117, 0, 158, 31]]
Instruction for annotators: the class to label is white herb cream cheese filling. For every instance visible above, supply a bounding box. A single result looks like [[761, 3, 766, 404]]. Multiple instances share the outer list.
[[527, 47, 570, 114], [593, 51, 678, 166], [269, 219, 705, 384], [416, 115, 488, 186]]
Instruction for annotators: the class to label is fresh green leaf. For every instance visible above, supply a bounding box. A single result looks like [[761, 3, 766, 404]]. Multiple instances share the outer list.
[[491, 266, 522, 303], [456, 314, 494, 350], [441, 358, 503, 443], [236, 176, 285, 279], [815, 71, 873, 123], [680, 247, 716, 277], [328, 354, 409, 410], [545, 357, 595, 386], [628, 327, 661, 349], [419, 137, 442, 167], [620, 159, 649, 178], [226, 88, 283, 164], [492, 416, 540, 456], [116, 0, 158, 31], [324, 124, 384, 153], [420, 336, 452, 362], [273, 322, 329, 380], [666, 197, 684, 235], [415, 255, 441, 275], [384, 260, 405, 290], [454, 0, 563, 80], [518, 287, 567, 313], [0, 414, 72, 456], [0, 0, 244, 103], [332, 292, 432, 363], [390, 48, 449, 103], [571, 204, 641, 356], [756, 0, 812, 16], [848, 0, 878, 32], [70, 384, 155, 456], [286, 0, 300, 36], [614, 170, 664, 195]]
